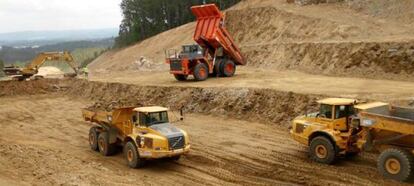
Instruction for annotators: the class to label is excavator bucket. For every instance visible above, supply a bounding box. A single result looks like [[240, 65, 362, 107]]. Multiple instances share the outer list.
[[191, 4, 245, 65]]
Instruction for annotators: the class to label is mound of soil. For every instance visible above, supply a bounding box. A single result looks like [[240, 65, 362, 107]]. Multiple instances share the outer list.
[[242, 41, 414, 81], [0, 79, 319, 127]]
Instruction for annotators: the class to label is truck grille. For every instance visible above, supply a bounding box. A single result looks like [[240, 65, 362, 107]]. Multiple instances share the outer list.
[[170, 60, 182, 71], [168, 136, 185, 150]]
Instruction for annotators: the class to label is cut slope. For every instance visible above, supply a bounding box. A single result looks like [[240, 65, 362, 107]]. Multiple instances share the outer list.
[[89, 0, 414, 81], [89, 23, 194, 72]]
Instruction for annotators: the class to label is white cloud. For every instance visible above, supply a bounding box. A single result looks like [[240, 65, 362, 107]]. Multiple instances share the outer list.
[[0, 0, 122, 33]]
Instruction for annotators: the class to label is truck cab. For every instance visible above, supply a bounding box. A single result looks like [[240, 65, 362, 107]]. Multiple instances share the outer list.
[[179, 45, 204, 60], [290, 98, 359, 164], [127, 107, 190, 162]]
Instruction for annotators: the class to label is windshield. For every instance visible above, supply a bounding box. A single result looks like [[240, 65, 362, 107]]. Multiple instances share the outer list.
[[140, 111, 169, 126], [182, 45, 201, 54]]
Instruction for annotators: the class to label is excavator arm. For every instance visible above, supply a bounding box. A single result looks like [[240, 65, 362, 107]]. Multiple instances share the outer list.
[[20, 51, 79, 76]]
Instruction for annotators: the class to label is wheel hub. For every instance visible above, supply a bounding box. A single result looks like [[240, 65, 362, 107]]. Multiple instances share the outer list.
[[315, 145, 328, 159], [127, 149, 134, 162], [199, 68, 206, 78], [225, 63, 234, 73], [89, 133, 95, 145], [385, 158, 401, 175], [98, 139, 105, 151]]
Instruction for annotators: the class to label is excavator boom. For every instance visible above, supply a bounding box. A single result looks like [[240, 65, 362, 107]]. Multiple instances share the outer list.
[[22, 51, 79, 75], [3, 51, 79, 79]]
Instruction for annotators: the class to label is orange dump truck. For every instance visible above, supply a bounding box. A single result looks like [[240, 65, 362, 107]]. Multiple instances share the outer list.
[[166, 4, 246, 81]]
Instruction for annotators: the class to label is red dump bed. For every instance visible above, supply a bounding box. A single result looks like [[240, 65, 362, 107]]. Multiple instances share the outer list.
[[191, 4, 246, 65]]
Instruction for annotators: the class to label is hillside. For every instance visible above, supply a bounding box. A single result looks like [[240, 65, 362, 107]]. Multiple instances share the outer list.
[[89, 0, 414, 81], [0, 39, 114, 65]]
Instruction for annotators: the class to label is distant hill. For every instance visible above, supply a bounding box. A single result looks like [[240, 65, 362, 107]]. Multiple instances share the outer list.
[[0, 38, 114, 65], [0, 28, 118, 46]]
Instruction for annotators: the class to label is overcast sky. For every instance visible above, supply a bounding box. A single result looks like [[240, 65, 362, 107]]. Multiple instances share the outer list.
[[0, 0, 122, 33]]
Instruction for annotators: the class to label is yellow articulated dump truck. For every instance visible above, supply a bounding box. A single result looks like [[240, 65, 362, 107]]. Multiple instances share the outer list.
[[290, 98, 414, 182], [82, 106, 190, 168]]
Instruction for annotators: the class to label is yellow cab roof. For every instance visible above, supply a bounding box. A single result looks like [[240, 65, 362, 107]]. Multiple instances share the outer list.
[[317, 98, 357, 105], [133, 106, 168, 113]]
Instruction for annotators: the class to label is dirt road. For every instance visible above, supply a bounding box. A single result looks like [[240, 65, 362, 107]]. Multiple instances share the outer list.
[[91, 68, 414, 101], [0, 94, 409, 185]]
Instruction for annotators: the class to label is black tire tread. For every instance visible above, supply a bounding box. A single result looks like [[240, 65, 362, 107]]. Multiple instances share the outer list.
[[378, 148, 414, 182], [309, 136, 337, 165], [89, 126, 100, 151], [193, 63, 208, 81], [125, 141, 145, 168]]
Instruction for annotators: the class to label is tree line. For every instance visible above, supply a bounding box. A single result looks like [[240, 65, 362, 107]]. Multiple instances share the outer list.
[[115, 0, 241, 47], [0, 58, 4, 77]]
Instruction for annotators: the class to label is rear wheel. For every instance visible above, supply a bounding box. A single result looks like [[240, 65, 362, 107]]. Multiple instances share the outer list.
[[98, 132, 115, 156], [89, 126, 99, 151], [378, 148, 414, 182], [174, 74, 188, 81], [193, 63, 208, 81], [309, 136, 337, 164], [213, 60, 224, 77], [220, 60, 236, 77], [125, 141, 145, 168]]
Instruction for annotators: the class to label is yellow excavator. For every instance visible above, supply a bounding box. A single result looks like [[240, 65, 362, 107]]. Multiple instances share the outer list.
[[3, 51, 79, 81]]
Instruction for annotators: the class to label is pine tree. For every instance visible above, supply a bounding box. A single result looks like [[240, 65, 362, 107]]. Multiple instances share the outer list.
[[115, 0, 241, 48]]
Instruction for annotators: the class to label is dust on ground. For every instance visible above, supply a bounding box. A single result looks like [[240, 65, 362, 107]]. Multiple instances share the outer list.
[[0, 94, 409, 186]]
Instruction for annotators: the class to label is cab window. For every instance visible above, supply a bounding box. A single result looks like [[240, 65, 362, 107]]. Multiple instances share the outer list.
[[319, 104, 333, 119], [139, 111, 169, 126], [335, 105, 354, 119]]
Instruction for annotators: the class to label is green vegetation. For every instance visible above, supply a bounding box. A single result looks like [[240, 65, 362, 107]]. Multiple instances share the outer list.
[[42, 47, 110, 72], [0, 39, 113, 65], [0, 39, 112, 73], [0, 58, 4, 77], [115, 0, 241, 47]]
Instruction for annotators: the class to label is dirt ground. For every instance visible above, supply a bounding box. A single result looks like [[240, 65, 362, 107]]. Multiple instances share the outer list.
[[0, 94, 410, 186], [2, 1, 414, 185], [90, 67, 414, 102]]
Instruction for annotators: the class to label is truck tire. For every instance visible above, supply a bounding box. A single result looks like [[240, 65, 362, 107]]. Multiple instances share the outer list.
[[98, 132, 116, 156], [174, 74, 188, 81], [378, 148, 414, 182], [220, 60, 236, 77], [309, 136, 337, 164], [213, 60, 224, 77], [89, 126, 99, 151], [125, 141, 145, 168], [193, 63, 209, 81]]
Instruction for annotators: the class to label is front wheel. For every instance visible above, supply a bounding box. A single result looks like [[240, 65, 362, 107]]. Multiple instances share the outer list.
[[124, 142, 145, 168], [193, 63, 209, 81], [378, 148, 414, 182], [309, 136, 337, 164]]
